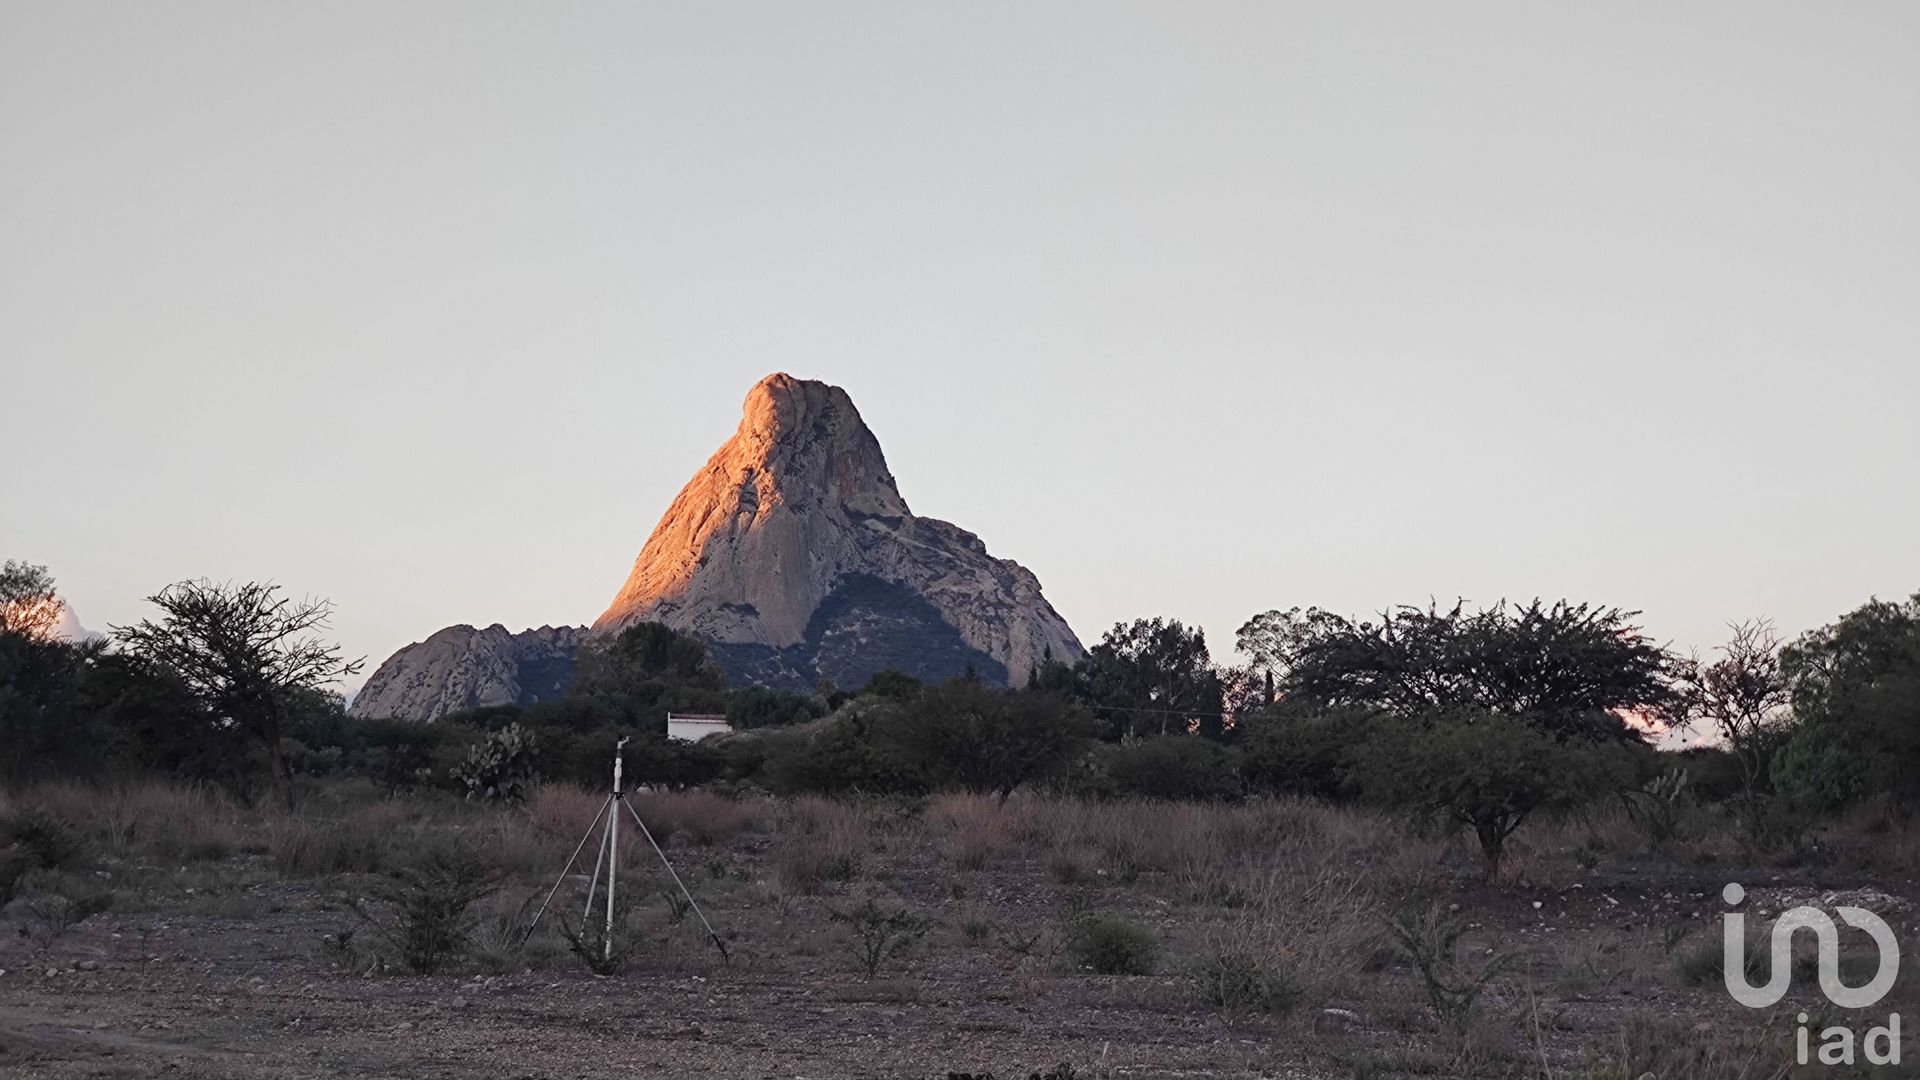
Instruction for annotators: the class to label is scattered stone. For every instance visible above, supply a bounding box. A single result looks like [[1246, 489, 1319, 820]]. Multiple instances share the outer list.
[[1321, 1007, 1363, 1029]]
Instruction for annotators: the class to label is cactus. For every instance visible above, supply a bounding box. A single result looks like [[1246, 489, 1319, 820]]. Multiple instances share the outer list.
[[453, 723, 540, 803]]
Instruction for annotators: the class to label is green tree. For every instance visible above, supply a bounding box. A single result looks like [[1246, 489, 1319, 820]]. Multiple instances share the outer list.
[[1240, 701, 1377, 802], [1354, 711, 1631, 873], [1079, 618, 1225, 739], [1102, 736, 1241, 801], [568, 622, 727, 730], [621, 732, 723, 791], [114, 580, 363, 807], [572, 622, 726, 691], [1778, 592, 1920, 807], [859, 668, 923, 702], [0, 632, 95, 780], [1674, 621, 1795, 808], [1240, 600, 1680, 741], [726, 685, 823, 729], [888, 680, 1095, 802], [0, 560, 63, 642], [761, 700, 923, 796]]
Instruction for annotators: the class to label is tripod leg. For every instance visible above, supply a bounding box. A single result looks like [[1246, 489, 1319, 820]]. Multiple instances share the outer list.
[[522, 795, 613, 943], [582, 808, 610, 926], [605, 790, 618, 962], [621, 796, 731, 964]]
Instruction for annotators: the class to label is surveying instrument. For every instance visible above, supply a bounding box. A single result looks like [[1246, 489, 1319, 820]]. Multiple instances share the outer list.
[[524, 736, 728, 963]]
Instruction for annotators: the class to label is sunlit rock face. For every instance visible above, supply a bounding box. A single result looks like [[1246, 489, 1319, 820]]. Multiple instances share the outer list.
[[352, 374, 1083, 718], [593, 373, 1083, 690], [349, 624, 585, 720]]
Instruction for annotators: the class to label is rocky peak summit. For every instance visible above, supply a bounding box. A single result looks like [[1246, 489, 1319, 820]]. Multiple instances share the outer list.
[[594, 373, 1081, 688]]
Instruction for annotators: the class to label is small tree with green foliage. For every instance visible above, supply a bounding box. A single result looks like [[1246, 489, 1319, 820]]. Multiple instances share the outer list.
[[725, 685, 822, 729], [1239, 599, 1682, 741], [350, 843, 498, 974], [1779, 592, 1920, 808], [888, 680, 1095, 802], [114, 580, 363, 807], [1101, 736, 1241, 801], [0, 560, 63, 641], [1079, 618, 1225, 739], [1674, 621, 1796, 837], [1356, 712, 1631, 874]]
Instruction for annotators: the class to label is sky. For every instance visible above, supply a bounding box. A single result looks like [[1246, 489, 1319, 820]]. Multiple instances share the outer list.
[[3, 2, 1916, 694]]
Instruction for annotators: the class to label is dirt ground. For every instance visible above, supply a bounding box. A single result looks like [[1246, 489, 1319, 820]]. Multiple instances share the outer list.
[[3, 791, 1915, 1079]]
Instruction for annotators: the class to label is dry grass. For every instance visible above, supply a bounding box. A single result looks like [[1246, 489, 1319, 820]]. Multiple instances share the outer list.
[[928, 793, 1013, 871], [630, 789, 761, 847], [1571, 1011, 1795, 1079], [267, 800, 413, 877], [1, 780, 252, 864], [772, 796, 874, 894], [4, 775, 1884, 1075]]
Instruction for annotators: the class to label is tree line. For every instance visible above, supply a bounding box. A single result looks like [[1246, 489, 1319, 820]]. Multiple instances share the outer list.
[[5, 558, 1918, 868]]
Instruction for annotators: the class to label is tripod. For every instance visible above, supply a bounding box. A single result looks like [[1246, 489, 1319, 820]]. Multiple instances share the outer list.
[[524, 737, 729, 964]]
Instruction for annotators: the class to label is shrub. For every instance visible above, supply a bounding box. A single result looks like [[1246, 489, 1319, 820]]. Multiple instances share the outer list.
[[1773, 723, 1869, 814], [1386, 903, 1520, 1032], [1, 808, 85, 871], [1354, 713, 1632, 873], [726, 685, 823, 730], [1240, 704, 1374, 801], [1191, 953, 1303, 1014], [25, 883, 114, 943], [1619, 766, 1690, 850], [1672, 933, 1765, 988], [929, 792, 1011, 870], [453, 723, 540, 803], [559, 892, 641, 976], [828, 894, 932, 978], [0, 847, 30, 905], [350, 843, 498, 974], [1064, 914, 1159, 975], [621, 733, 723, 792], [269, 813, 391, 877], [630, 789, 757, 846], [1102, 738, 1241, 802], [772, 797, 869, 893], [760, 707, 925, 796], [860, 669, 923, 701], [884, 681, 1096, 801]]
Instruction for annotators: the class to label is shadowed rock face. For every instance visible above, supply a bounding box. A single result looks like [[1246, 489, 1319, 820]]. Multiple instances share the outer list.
[[351, 374, 1082, 719], [592, 373, 1083, 689]]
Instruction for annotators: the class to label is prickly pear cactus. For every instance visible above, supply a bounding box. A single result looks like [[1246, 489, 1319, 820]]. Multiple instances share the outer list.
[[453, 723, 539, 803]]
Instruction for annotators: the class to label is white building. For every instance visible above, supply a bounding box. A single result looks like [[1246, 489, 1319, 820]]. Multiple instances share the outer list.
[[666, 713, 733, 742]]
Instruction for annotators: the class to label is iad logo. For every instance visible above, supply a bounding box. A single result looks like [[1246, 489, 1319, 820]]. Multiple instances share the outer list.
[[1722, 882, 1902, 1065]]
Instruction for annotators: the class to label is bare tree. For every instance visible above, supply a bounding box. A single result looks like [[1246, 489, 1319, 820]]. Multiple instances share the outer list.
[[1678, 620, 1795, 805], [113, 580, 363, 806], [0, 560, 64, 642]]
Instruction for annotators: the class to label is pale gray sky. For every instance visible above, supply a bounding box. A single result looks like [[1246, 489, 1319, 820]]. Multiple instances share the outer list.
[[4, 2, 1916, 689]]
